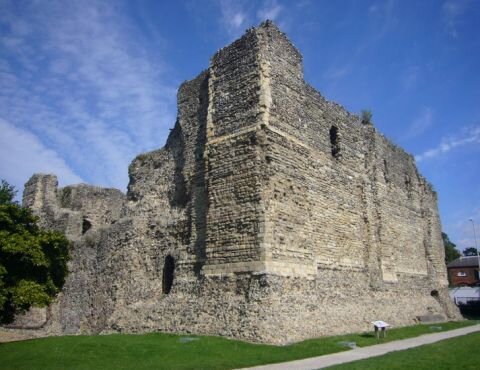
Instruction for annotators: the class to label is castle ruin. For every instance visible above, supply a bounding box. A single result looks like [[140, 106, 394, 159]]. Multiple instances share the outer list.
[[18, 21, 460, 344]]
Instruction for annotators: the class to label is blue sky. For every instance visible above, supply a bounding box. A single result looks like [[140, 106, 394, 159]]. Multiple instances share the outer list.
[[0, 0, 479, 251]]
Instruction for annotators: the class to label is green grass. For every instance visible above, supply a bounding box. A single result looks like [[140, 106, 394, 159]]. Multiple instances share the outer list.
[[0, 321, 478, 370], [327, 332, 480, 369]]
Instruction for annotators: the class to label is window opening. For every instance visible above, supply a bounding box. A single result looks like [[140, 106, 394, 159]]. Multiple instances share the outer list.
[[383, 159, 390, 183], [82, 217, 92, 234], [405, 175, 413, 198], [329, 126, 340, 159], [162, 255, 175, 294]]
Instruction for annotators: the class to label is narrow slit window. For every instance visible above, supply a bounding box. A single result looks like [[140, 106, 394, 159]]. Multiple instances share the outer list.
[[162, 255, 175, 294], [405, 175, 413, 198], [329, 126, 340, 158], [383, 159, 390, 183]]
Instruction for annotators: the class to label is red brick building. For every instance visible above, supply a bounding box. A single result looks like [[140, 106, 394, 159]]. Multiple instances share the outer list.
[[447, 256, 480, 286]]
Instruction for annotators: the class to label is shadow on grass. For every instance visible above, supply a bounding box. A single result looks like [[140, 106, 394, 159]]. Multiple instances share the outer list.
[[359, 333, 375, 338]]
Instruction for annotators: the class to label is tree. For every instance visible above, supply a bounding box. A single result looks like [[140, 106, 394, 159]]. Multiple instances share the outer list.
[[361, 109, 373, 125], [0, 180, 70, 324], [463, 247, 478, 257], [0, 179, 17, 205], [442, 232, 461, 264]]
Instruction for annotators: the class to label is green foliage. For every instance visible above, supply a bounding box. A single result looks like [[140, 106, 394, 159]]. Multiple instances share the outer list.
[[0, 179, 17, 205], [442, 232, 461, 264], [0, 180, 70, 323], [0, 264, 7, 309], [463, 247, 478, 256], [10, 280, 51, 308], [361, 109, 373, 125], [0, 321, 476, 370]]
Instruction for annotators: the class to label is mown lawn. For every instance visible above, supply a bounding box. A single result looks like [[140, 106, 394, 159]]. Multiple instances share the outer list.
[[0, 321, 478, 370], [327, 331, 480, 369]]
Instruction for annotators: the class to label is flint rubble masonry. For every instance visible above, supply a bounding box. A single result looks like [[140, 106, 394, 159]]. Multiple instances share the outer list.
[[15, 21, 460, 344]]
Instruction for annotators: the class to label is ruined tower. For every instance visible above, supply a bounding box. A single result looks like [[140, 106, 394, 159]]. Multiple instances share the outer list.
[[19, 21, 460, 344]]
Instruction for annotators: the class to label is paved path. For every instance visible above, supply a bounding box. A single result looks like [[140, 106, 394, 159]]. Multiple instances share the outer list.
[[239, 324, 480, 370]]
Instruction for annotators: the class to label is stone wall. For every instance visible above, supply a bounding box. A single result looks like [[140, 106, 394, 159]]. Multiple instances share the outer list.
[[23, 174, 126, 240], [14, 21, 461, 344], [203, 29, 265, 273]]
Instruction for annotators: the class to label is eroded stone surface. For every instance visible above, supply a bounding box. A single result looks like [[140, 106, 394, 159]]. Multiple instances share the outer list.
[[13, 21, 460, 344]]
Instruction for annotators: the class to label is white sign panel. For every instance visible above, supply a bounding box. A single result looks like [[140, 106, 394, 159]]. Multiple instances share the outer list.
[[371, 321, 390, 328]]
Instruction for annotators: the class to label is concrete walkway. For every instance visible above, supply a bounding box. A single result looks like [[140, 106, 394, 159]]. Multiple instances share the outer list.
[[239, 324, 480, 370]]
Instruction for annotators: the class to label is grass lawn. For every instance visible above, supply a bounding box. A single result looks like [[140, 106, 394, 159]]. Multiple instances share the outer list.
[[0, 321, 478, 370], [327, 331, 480, 369]]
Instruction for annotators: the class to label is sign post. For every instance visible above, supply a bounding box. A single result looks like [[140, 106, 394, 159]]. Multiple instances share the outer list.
[[371, 320, 390, 339]]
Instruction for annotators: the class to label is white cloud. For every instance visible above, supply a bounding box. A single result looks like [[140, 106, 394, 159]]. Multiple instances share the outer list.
[[231, 12, 246, 28], [0, 118, 83, 190], [0, 0, 177, 192], [214, 0, 288, 40], [323, 65, 351, 81], [257, 0, 283, 21], [442, 0, 471, 38], [218, 0, 249, 38], [365, 0, 397, 41], [404, 107, 434, 139], [401, 65, 420, 90], [415, 125, 480, 162], [323, 0, 396, 86]]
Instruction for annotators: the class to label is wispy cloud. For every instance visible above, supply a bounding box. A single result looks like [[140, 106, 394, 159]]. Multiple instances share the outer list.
[[442, 0, 471, 38], [0, 118, 83, 189], [415, 125, 480, 162], [404, 107, 434, 139], [323, 65, 351, 81], [323, 0, 397, 84], [257, 0, 283, 21], [401, 65, 420, 90], [364, 0, 397, 45], [218, 0, 249, 38], [216, 0, 288, 39], [0, 0, 176, 192]]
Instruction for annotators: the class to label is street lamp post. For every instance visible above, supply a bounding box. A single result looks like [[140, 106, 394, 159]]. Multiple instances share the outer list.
[[469, 219, 480, 282]]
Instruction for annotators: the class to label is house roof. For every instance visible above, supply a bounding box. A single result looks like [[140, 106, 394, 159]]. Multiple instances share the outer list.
[[447, 256, 479, 268]]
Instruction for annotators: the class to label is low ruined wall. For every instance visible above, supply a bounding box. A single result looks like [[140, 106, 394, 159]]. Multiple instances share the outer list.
[[22, 174, 126, 240]]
